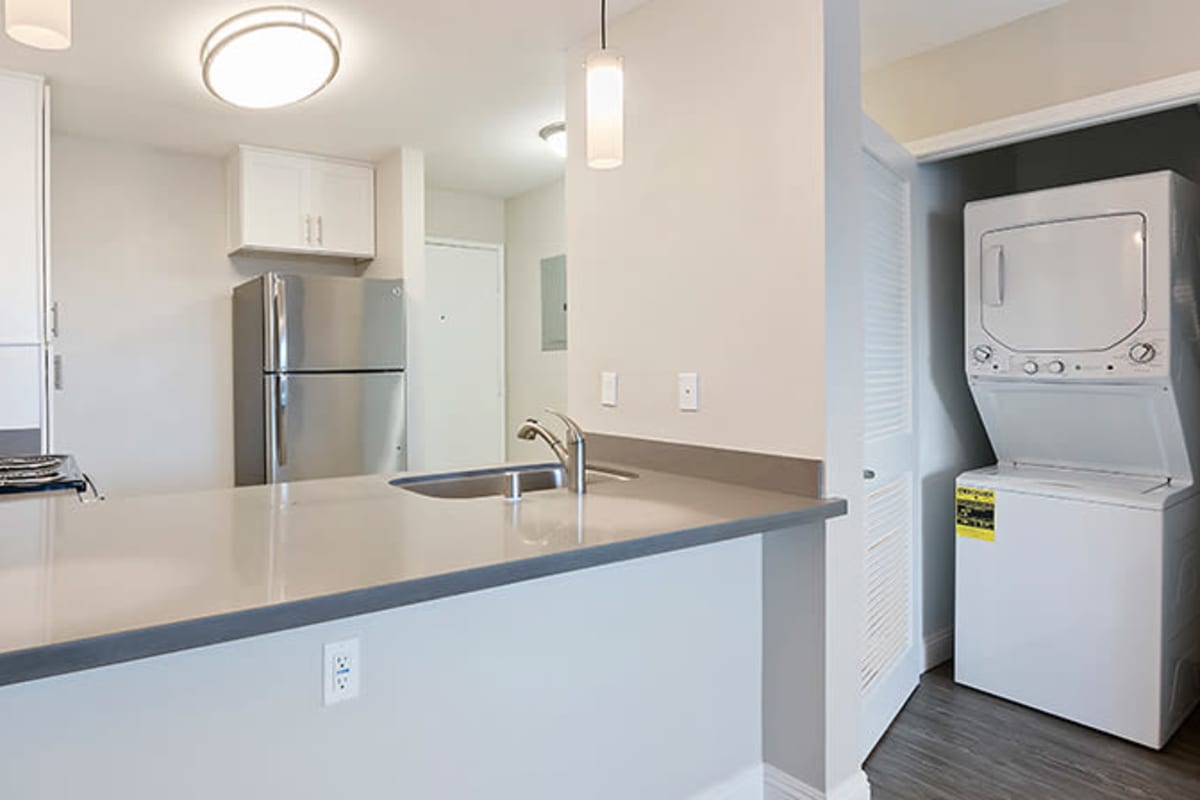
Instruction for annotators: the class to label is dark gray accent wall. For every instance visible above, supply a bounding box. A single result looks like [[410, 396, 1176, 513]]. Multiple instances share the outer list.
[[1011, 106, 1200, 192]]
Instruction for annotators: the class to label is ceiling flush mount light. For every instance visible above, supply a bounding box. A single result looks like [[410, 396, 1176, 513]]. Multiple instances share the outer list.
[[539, 122, 567, 158], [586, 0, 623, 169], [4, 0, 71, 50], [201, 6, 341, 110]]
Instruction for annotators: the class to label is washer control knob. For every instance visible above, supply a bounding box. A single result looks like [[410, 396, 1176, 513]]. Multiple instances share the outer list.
[[1023, 361, 1039, 375], [972, 345, 993, 364], [1129, 342, 1156, 364], [1047, 360, 1065, 374]]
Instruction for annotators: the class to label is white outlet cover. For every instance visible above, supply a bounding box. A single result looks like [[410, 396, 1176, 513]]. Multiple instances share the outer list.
[[323, 638, 360, 706], [678, 373, 699, 412], [601, 372, 619, 407]]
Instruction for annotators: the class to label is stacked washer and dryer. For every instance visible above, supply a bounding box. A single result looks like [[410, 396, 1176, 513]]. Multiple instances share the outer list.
[[955, 171, 1200, 749]]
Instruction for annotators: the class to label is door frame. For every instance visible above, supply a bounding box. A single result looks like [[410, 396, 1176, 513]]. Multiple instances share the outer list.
[[424, 237, 507, 461]]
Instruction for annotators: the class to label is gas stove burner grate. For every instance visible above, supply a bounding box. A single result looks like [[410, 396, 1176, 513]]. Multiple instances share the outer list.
[[0, 455, 88, 494]]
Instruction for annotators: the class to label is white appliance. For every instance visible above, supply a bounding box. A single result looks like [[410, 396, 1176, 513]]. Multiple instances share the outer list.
[[955, 171, 1200, 749]]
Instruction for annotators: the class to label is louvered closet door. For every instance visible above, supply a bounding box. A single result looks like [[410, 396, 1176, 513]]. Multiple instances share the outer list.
[[860, 117, 920, 759]]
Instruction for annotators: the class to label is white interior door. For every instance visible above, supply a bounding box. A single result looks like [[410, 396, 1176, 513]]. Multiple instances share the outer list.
[[860, 117, 921, 758], [423, 241, 505, 471]]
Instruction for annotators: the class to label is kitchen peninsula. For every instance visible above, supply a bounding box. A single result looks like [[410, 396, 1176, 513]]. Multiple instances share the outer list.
[[0, 439, 843, 799]]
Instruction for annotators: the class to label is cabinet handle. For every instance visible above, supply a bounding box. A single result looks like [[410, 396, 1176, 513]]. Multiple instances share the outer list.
[[304, 215, 313, 245], [316, 215, 324, 247]]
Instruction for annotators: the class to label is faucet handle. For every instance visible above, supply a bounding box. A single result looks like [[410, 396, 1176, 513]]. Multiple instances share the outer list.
[[544, 408, 584, 442]]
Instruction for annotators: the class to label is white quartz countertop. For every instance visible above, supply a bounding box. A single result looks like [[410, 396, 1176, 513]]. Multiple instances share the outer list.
[[0, 462, 844, 686]]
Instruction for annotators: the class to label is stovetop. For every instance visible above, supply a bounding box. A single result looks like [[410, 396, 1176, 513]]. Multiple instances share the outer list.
[[0, 454, 88, 495]]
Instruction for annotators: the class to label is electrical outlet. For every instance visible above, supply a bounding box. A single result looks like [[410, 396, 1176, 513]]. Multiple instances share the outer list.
[[323, 638, 360, 706], [678, 372, 699, 412]]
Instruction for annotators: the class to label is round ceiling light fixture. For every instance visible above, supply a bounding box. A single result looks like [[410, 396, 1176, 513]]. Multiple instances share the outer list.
[[4, 0, 72, 50], [539, 122, 567, 158], [201, 6, 341, 110]]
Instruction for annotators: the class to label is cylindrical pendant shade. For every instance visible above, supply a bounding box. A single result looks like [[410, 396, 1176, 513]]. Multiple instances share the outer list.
[[5, 0, 71, 50], [586, 49, 624, 170]]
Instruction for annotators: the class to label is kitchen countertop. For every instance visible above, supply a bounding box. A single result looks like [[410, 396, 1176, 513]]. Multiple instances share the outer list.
[[0, 462, 845, 687]]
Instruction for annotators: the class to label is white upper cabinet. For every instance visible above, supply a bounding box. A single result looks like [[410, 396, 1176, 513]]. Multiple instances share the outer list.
[[0, 71, 45, 346], [310, 160, 376, 256], [227, 145, 375, 261]]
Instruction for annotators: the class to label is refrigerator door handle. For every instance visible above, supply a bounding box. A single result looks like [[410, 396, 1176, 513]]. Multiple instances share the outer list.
[[271, 275, 288, 370], [276, 374, 288, 468]]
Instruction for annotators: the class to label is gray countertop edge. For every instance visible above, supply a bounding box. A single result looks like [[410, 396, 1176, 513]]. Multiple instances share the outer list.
[[0, 498, 846, 688]]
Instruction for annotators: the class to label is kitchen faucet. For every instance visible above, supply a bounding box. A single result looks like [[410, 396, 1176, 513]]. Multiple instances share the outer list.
[[516, 409, 587, 494]]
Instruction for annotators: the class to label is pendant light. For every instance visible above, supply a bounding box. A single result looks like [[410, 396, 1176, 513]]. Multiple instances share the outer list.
[[4, 0, 71, 50], [201, 7, 341, 110], [586, 0, 623, 169]]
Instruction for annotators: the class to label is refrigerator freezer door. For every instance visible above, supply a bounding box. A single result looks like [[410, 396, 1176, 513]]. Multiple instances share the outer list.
[[266, 372, 406, 483], [268, 273, 405, 372]]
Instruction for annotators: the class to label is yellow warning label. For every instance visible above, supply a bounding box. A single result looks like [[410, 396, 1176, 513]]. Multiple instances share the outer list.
[[956, 486, 995, 542]]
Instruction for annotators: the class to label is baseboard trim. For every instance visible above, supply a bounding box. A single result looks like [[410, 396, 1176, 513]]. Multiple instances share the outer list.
[[691, 764, 765, 800], [763, 765, 822, 800], [692, 765, 872, 800], [827, 770, 872, 800], [923, 625, 954, 672], [763, 766, 872, 800]]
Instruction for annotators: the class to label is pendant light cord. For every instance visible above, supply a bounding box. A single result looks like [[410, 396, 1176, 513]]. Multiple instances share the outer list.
[[601, 0, 607, 49]]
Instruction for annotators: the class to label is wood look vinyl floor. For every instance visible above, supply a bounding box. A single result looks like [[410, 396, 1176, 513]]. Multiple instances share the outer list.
[[864, 664, 1200, 800]]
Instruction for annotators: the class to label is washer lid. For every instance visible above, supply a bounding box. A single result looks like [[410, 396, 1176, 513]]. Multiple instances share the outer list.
[[979, 213, 1147, 353], [957, 464, 1191, 510]]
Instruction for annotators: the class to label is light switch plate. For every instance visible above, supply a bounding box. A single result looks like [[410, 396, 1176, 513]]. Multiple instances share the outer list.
[[601, 372, 619, 407], [678, 373, 699, 412]]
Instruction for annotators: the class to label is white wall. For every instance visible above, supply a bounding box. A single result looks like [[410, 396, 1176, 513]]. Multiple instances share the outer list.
[[425, 188, 505, 244], [863, 0, 1200, 144], [50, 135, 359, 497], [504, 179, 566, 462], [565, 0, 866, 792], [0, 536, 763, 800], [564, 0, 826, 459]]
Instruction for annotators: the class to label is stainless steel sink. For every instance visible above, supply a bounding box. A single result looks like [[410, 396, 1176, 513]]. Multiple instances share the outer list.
[[389, 463, 636, 499]]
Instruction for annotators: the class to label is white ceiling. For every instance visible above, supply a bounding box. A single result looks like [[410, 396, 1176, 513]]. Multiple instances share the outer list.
[[0, 0, 647, 198], [860, 0, 1067, 70]]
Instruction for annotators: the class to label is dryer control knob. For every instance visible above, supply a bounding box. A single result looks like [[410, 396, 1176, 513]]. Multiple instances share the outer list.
[[1047, 360, 1065, 374], [972, 345, 993, 364], [1129, 342, 1156, 364], [1023, 361, 1039, 375]]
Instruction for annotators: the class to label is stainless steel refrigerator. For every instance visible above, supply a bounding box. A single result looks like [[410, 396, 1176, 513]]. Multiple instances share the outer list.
[[233, 273, 406, 485]]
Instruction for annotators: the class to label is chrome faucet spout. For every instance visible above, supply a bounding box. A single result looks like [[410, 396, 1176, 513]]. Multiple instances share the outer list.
[[516, 418, 569, 463], [515, 410, 587, 494]]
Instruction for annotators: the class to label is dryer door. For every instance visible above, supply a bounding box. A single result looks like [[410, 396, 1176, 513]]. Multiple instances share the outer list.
[[979, 213, 1146, 352]]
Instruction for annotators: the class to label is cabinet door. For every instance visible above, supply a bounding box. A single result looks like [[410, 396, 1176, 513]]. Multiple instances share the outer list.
[[311, 161, 375, 257], [239, 149, 310, 252], [0, 74, 43, 345]]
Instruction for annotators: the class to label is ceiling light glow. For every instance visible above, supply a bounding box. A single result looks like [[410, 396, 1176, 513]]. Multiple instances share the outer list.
[[201, 6, 341, 110], [4, 0, 71, 50]]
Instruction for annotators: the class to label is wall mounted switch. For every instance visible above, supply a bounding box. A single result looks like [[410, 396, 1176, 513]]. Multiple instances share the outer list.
[[678, 373, 699, 412], [601, 372, 619, 407]]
